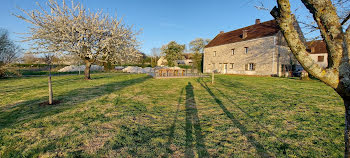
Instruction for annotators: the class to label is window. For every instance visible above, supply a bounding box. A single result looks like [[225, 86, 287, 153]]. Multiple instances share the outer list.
[[230, 63, 234, 69], [249, 63, 255, 70], [231, 49, 235, 55], [245, 63, 255, 71], [318, 56, 324, 62], [245, 47, 248, 54], [213, 51, 216, 57]]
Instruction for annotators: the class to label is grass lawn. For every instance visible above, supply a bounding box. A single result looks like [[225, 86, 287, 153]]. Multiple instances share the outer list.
[[0, 73, 344, 157]]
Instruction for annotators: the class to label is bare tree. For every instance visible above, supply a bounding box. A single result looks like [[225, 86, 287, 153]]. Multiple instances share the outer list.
[[150, 47, 161, 67], [0, 29, 20, 65], [15, 0, 140, 80], [271, 0, 350, 156], [0, 29, 21, 78]]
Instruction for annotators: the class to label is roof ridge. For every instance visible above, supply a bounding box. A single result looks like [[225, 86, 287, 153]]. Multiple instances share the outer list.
[[205, 19, 279, 48], [222, 19, 276, 35]]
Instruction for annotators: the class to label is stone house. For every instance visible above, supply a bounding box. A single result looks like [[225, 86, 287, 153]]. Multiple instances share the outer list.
[[306, 40, 328, 68], [157, 56, 167, 66], [203, 19, 298, 76]]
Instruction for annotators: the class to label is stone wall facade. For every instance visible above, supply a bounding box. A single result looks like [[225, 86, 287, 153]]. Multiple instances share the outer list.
[[203, 35, 292, 76], [309, 53, 328, 68]]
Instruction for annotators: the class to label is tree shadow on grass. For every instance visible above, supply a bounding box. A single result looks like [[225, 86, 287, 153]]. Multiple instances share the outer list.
[[213, 77, 290, 155], [196, 78, 273, 157], [0, 75, 151, 130], [0, 76, 84, 95], [165, 87, 184, 156], [184, 82, 209, 157]]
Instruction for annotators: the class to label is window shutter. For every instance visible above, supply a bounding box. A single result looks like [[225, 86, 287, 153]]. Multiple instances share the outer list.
[[318, 56, 324, 62]]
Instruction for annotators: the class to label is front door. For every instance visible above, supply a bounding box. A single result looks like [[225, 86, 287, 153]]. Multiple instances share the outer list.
[[224, 64, 228, 74]]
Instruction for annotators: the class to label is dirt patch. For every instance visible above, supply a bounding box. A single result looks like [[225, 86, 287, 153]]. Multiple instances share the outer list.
[[39, 100, 62, 106]]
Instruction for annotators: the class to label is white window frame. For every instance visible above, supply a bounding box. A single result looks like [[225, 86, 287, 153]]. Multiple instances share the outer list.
[[231, 49, 235, 56], [248, 63, 254, 70]]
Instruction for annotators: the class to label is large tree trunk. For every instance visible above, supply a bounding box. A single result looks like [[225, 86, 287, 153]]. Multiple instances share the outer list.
[[271, 0, 350, 157], [84, 60, 92, 80], [344, 97, 350, 158]]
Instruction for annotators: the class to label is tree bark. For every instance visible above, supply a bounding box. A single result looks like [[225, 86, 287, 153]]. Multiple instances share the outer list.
[[271, 0, 350, 157], [271, 0, 339, 89], [301, 0, 344, 68], [84, 60, 92, 80], [345, 97, 350, 158]]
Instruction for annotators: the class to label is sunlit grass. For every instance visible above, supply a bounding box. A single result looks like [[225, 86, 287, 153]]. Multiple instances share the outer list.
[[0, 73, 344, 157]]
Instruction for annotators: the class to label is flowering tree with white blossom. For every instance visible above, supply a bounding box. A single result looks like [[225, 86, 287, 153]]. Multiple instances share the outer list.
[[15, 0, 140, 79]]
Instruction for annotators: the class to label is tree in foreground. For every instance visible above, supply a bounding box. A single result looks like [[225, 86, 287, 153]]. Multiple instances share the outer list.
[[189, 38, 210, 72], [161, 41, 185, 67], [271, 0, 350, 156], [15, 0, 140, 79]]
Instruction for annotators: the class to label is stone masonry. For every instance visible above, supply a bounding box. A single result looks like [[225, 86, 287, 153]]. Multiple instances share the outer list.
[[203, 35, 292, 76]]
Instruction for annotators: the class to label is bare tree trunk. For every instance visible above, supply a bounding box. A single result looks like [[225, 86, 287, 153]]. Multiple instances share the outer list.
[[345, 97, 350, 158], [48, 64, 53, 105], [84, 60, 92, 80]]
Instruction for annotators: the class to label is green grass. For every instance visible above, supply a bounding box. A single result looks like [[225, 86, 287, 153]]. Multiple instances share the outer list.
[[0, 73, 344, 157]]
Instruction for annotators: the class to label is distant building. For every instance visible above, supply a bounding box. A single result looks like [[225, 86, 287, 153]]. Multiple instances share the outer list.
[[203, 19, 302, 76], [157, 53, 193, 66], [157, 56, 167, 66], [306, 40, 328, 68]]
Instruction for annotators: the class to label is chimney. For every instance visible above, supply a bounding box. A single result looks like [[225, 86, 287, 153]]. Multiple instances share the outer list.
[[255, 19, 261, 24], [311, 47, 315, 53], [220, 31, 224, 34], [242, 30, 248, 39]]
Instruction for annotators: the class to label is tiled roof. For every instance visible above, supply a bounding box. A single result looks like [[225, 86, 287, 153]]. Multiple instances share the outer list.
[[306, 40, 328, 54], [205, 20, 280, 48]]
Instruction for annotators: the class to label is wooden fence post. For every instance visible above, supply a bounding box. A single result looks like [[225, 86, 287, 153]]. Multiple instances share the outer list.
[[212, 71, 215, 85]]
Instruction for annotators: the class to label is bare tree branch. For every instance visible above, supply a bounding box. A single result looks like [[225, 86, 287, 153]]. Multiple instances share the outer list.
[[342, 12, 350, 25], [301, 0, 344, 68], [271, 1, 339, 89]]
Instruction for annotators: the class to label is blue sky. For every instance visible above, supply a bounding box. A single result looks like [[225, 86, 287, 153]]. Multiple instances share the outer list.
[[0, 0, 307, 56]]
